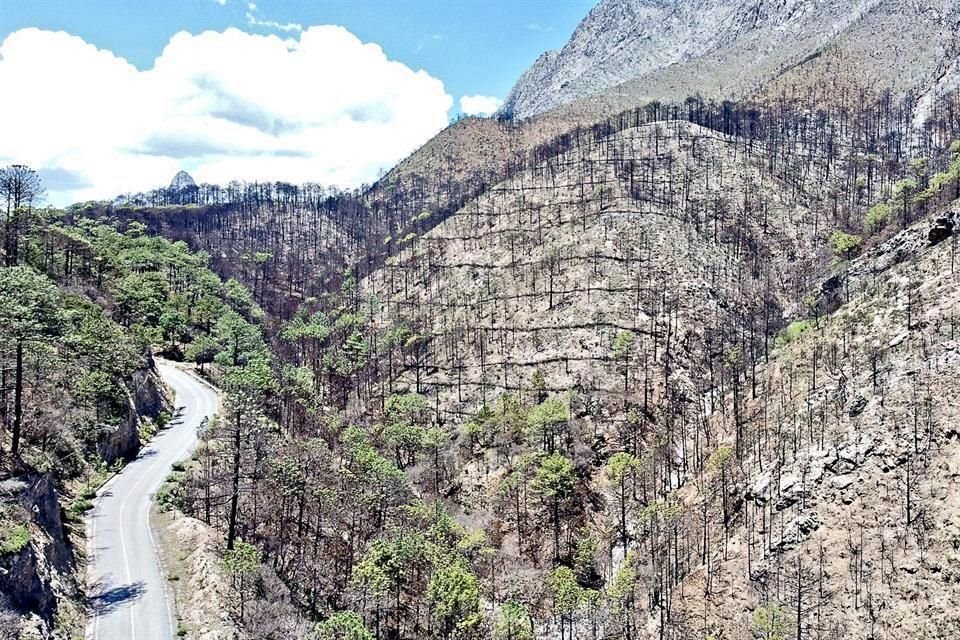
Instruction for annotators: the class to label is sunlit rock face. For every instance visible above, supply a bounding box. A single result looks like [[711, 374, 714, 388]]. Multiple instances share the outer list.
[[499, 0, 960, 120]]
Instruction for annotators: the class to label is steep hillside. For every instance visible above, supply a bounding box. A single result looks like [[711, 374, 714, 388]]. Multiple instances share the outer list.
[[0, 209, 272, 639], [350, 115, 960, 638], [379, 0, 960, 262], [501, 0, 960, 121], [98, 182, 367, 319], [671, 204, 960, 638], [365, 119, 826, 419], [40, 3, 960, 635], [83, 85, 960, 638]]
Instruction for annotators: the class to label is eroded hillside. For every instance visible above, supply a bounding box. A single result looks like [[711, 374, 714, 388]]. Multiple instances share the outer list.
[[79, 83, 960, 639], [348, 106, 960, 638], [41, 5, 960, 633], [675, 205, 960, 638], [365, 119, 825, 418]]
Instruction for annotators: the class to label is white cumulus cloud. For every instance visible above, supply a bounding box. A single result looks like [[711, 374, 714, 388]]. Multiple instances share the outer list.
[[0, 27, 453, 204], [246, 14, 303, 32], [459, 95, 501, 116], [245, 2, 301, 32]]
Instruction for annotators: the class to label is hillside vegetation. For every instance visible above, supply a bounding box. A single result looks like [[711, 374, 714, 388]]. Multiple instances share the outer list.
[[0, 170, 269, 638], [52, 78, 960, 640], [5, 1, 960, 638]]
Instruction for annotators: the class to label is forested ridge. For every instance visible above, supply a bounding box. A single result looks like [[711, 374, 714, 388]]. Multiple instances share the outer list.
[[3, 11, 960, 640], [0, 166, 271, 638], [3, 84, 947, 640]]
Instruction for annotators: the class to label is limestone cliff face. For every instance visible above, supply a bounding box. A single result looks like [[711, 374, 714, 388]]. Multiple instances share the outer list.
[[0, 357, 170, 639], [96, 357, 169, 464], [500, 0, 960, 120], [0, 465, 76, 638]]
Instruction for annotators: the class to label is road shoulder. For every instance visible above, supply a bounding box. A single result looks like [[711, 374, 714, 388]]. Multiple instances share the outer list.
[[151, 507, 239, 640]]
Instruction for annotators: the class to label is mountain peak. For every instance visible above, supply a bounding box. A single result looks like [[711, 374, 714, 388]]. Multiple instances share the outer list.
[[499, 0, 960, 120], [169, 170, 197, 191]]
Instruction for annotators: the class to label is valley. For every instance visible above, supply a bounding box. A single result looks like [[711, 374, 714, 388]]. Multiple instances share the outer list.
[[86, 362, 217, 640], [2, 1, 960, 639]]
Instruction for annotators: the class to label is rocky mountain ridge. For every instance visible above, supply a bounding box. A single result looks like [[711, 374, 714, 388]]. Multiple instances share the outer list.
[[19, 1, 960, 637], [500, 0, 960, 121]]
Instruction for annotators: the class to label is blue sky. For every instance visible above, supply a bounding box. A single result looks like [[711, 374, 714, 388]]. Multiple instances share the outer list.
[[0, 0, 596, 205], [1, 0, 595, 116]]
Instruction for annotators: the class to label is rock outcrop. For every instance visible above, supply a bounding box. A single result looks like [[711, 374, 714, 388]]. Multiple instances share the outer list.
[[500, 0, 960, 120], [0, 357, 170, 638], [0, 461, 77, 638], [95, 358, 169, 464], [169, 170, 197, 192]]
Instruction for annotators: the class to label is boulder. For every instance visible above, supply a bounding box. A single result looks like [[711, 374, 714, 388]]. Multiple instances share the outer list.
[[928, 216, 954, 245], [831, 475, 855, 490], [848, 394, 868, 417], [774, 511, 821, 551]]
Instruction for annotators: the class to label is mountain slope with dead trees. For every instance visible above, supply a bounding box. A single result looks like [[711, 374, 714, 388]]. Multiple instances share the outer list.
[[22, 5, 960, 637]]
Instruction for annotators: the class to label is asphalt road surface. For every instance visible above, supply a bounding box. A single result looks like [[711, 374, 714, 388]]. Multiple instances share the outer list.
[[86, 362, 218, 640]]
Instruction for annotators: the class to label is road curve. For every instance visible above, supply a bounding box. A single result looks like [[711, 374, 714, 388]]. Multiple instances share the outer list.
[[86, 362, 218, 640]]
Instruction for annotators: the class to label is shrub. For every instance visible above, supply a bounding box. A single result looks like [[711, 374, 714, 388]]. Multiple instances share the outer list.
[[775, 319, 813, 348], [0, 524, 30, 555], [753, 602, 789, 640], [315, 611, 372, 640], [68, 498, 94, 520], [156, 472, 186, 511], [494, 601, 534, 640], [865, 202, 891, 233], [829, 230, 863, 258]]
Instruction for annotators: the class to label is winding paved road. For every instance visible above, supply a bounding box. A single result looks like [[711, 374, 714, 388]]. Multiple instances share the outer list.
[[86, 362, 218, 640]]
